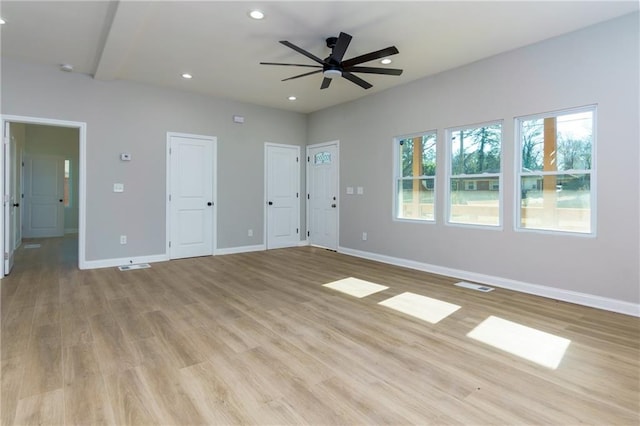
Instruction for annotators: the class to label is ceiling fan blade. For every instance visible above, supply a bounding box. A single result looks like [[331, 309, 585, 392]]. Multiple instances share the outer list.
[[260, 62, 322, 68], [320, 77, 332, 90], [342, 72, 373, 89], [341, 46, 399, 68], [282, 69, 323, 81], [346, 66, 403, 76], [279, 40, 326, 65], [330, 32, 352, 63]]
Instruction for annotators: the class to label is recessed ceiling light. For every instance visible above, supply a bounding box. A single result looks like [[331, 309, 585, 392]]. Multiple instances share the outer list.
[[249, 10, 264, 20], [380, 58, 392, 65], [288, 96, 297, 101], [0, 17, 6, 25], [181, 73, 193, 79]]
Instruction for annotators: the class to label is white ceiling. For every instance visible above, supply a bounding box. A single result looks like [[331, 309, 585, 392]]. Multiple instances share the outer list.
[[1, 1, 637, 114]]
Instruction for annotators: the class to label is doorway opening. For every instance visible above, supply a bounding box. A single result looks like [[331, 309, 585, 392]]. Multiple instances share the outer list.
[[1, 115, 86, 276]]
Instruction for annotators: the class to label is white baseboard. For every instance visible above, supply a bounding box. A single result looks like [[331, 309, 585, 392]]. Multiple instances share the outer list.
[[215, 244, 266, 255], [80, 253, 169, 270], [298, 239, 309, 247], [338, 246, 640, 317]]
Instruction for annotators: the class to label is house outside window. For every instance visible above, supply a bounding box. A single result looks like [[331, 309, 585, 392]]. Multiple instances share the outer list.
[[516, 106, 595, 234], [447, 122, 502, 227]]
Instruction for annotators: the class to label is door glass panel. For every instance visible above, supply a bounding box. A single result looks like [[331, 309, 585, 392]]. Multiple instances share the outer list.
[[314, 151, 331, 165]]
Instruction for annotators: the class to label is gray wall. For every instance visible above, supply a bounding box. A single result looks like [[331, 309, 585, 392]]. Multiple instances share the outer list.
[[1, 13, 637, 305], [307, 13, 639, 303], [1, 60, 307, 260], [24, 124, 80, 232]]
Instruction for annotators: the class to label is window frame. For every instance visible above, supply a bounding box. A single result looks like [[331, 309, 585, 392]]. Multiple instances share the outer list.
[[514, 105, 597, 237], [445, 120, 504, 229], [392, 130, 438, 223]]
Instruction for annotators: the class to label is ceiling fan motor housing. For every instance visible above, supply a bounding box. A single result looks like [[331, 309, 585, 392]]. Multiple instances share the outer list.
[[326, 36, 338, 49]]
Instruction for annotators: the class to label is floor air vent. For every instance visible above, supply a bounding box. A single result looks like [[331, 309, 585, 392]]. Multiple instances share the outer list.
[[24, 244, 42, 249], [455, 281, 495, 292], [118, 263, 151, 271]]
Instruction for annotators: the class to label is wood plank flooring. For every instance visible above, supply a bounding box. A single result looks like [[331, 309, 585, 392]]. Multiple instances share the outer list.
[[1, 235, 639, 425]]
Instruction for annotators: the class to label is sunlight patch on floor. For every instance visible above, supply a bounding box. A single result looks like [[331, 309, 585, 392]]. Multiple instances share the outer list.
[[467, 316, 571, 369], [322, 277, 389, 298], [378, 292, 461, 324]]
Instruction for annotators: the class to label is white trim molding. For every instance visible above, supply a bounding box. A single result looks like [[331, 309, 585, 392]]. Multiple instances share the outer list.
[[338, 246, 640, 317], [82, 253, 169, 270], [215, 244, 266, 256]]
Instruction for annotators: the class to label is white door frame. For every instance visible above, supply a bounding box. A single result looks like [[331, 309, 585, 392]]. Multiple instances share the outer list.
[[165, 132, 217, 258], [4, 122, 16, 273], [0, 115, 87, 275], [306, 140, 340, 249], [264, 142, 301, 249]]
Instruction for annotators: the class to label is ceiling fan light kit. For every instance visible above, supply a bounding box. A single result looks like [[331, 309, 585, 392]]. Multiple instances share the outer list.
[[260, 31, 402, 90], [323, 69, 341, 79]]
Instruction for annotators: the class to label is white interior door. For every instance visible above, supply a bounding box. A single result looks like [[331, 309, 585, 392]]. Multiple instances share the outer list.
[[169, 134, 215, 259], [4, 122, 17, 273], [307, 142, 338, 250], [266, 143, 300, 249], [23, 154, 65, 239]]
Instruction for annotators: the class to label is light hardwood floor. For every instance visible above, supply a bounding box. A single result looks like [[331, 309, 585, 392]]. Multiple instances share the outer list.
[[1, 236, 639, 425]]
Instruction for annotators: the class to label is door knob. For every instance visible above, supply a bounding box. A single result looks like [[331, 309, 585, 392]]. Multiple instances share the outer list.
[[331, 204, 337, 208], [12, 203, 19, 207], [268, 201, 273, 205], [207, 202, 212, 206], [59, 199, 63, 203]]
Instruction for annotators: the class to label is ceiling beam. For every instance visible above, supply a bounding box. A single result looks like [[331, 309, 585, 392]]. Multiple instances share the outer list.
[[94, 1, 154, 80]]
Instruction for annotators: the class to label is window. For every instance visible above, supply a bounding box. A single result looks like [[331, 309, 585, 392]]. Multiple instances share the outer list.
[[447, 122, 502, 227], [516, 106, 595, 234], [64, 159, 71, 207], [395, 131, 437, 221]]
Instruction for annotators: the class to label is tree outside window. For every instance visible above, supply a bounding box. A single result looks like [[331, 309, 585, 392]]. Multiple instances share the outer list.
[[448, 122, 502, 227], [517, 107, 594, 234], [395, 132, 437, 221]]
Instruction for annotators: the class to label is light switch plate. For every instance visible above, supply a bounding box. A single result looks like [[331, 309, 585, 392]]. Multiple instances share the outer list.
[[113, 183, 124, 193], [357, 186, 364, 195], [346, 186, 354, 195]]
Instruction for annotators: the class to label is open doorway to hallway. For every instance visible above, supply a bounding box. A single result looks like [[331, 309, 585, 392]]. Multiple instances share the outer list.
[[2, 116, 86, 275]]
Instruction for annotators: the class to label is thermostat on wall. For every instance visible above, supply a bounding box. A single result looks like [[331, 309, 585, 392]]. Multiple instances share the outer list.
[[120, 153, 131, 161]]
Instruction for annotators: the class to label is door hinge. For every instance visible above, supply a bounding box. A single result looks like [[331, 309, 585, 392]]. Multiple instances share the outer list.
[[296, 192, 299, 198], [169, 148, 172, 155], [296, 228, 299, 234], [307, 156, 310, 162], [307, 194, 310, 200], [307, 231, 310, 237], [4, 252, 8, 260], [296, 156, 299, 162], [169, 194, 172, 201], [169, 241, 172, 248]]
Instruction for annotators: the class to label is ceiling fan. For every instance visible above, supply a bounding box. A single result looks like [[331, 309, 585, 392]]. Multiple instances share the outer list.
[[260, 32, 403, 90]]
